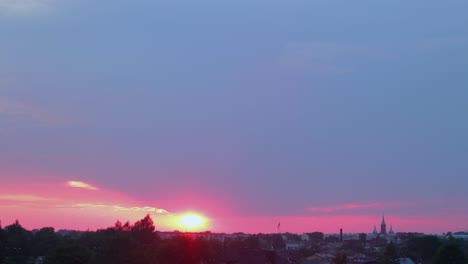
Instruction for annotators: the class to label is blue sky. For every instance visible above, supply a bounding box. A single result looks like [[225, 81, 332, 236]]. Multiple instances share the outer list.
[[0, 0, 467, 233]]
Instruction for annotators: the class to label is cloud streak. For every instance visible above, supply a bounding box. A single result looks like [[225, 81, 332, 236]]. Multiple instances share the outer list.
[[67, 181, 99, 191], [0, 97, 66, 126], [0, 195, 55, 202], [307, 202, 393, 213], [70, 203, 169, 214], [0, 0, 50, 15]]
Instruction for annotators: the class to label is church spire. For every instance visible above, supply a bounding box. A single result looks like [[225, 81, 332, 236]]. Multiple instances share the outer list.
[[380, 213, 387, 234]]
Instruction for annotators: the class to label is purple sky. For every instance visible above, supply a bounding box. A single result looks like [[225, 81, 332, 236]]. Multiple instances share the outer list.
[[0, 0, 467, 234]]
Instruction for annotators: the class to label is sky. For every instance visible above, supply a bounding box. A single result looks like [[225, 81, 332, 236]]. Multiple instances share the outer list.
[[0, 0, 467, 234]]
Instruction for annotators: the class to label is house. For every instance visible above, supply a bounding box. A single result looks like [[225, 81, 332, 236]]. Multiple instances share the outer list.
[[399, 258, 415, 264], [285, 241, 303, 250], [217, 248, 289, 264]]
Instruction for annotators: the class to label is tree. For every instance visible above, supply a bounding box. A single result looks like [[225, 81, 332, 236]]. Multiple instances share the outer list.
[[0, 224, 5, 264], [32, 227, 58, 256], [4, 220, 33, 263], [342, 240, 365, 254], [45, 244, 92, 264], [309, 232, 324, 243], [333, 253, 347, 264], [113, 221, 123, 231], [405, 235, 441, 263], [89, 228, 132, 264], [129, 214, 158, 264], [433, 242, 467, 264], [378, 242, 399, 264], [132, 214, 155, 233], [122, 221, 132, 231], [131, 214, 156, 244], [246, 234, 260, 249]]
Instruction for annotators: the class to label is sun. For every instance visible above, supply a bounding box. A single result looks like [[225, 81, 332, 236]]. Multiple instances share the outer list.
[[180, 213, 205, 229]]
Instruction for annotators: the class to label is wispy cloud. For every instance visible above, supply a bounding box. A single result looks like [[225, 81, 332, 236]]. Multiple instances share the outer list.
[[67, 181, 98, 191], [113, 205, 169, 214], [0, 97, 66, 126], [0, 0, 50, 15], [0, 194, 55, 202], [69, 203, 169, 214], [307, 202, 393, 213]]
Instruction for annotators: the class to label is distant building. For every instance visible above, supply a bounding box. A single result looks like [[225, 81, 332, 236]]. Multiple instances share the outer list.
[[371, 214, 395, 237], [381, 214, 387, 235], [447, 234, 468, 241], [399, 257, 415, 264], [359, 233, 367, 243], [157, 231, 225, 241], [285, 242, 303, 250]]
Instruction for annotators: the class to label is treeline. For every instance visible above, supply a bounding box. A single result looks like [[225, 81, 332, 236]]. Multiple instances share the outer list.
[[0, 214, 225, 264], [0, 215, 467, 264], [401, 235, 468, 264]]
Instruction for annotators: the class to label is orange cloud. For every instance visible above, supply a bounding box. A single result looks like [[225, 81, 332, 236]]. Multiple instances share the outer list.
[[0, 195, 55, 202], [67, 181, 98, 190]]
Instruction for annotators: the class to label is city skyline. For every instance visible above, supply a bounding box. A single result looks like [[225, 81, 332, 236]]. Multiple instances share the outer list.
[[1, 0, 468, 235]]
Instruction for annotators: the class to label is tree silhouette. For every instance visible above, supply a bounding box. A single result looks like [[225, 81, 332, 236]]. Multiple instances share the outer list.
[[404, 235, 441, 263], [44, 244, 92, 264], [378, 241, 400, 264], [130, 214, 158, 264], [4, 220, 33, 263], [333, 253, 347, 264], [32, 227, 58, 257], [131, 214, 156, 244], [132, 214, 155, 233], [433, 242, 467, 264], [113, 220, 123, 231], [0, 223, 5, 264], [0, 216, 291, 264]]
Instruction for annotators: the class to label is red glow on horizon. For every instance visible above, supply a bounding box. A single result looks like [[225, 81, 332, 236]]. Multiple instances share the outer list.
[[0, 177, 466, 234]]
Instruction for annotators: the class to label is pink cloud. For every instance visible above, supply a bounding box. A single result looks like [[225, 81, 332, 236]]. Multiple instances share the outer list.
[[208, 213, 468, 234], [0, 179, 170, 230], [306, 202, 396, 213], [0, 174, 465, 234], [67, 180, 98, 191]]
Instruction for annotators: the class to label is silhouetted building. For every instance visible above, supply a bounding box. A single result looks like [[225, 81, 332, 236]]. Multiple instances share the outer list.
[[340, 228, 343, 242], [380, 214, 387, 235], [359, 233, 367, 243]]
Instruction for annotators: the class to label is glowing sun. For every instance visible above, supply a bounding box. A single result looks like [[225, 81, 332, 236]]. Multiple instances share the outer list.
[[180, 213, 205, 229]]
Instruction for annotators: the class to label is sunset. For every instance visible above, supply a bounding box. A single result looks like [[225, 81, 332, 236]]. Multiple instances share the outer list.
[[1, 0, 467, 263]]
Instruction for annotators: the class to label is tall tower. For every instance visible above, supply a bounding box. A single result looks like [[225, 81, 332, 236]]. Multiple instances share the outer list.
[[380, 214, 387, 235]]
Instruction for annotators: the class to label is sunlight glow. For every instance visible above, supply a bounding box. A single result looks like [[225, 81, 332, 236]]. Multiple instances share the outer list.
[[180, 214, 204, 229]]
